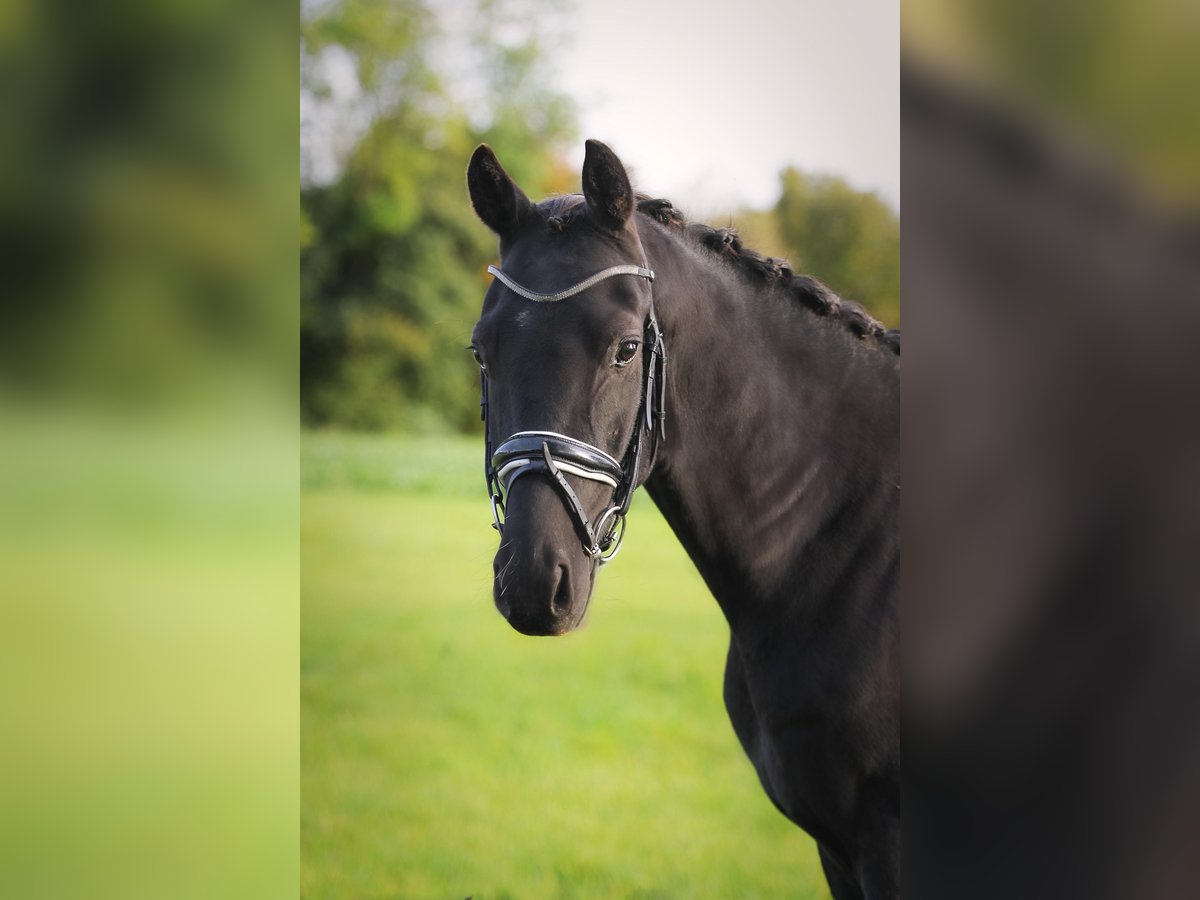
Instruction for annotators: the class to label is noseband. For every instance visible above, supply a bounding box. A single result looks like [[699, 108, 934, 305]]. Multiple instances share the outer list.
[[479, 261, 666, 566]]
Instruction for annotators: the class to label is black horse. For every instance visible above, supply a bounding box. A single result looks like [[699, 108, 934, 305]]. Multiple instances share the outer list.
[[467, 140, 899, 900]]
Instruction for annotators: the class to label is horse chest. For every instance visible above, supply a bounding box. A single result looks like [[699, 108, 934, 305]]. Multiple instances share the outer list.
[[722, 637, 863, 848]]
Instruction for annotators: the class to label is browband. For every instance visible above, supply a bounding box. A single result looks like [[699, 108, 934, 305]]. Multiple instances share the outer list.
[[487, 264, 654, 303]]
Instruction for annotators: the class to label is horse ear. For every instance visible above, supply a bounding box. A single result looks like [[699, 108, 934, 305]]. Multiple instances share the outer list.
[[582, 139, 634, 231], [467, 144, 532, 237]]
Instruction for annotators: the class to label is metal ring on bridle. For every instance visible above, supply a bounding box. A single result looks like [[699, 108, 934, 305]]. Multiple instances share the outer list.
[[593, 507, 628, 565], [489, 492, 505, 532]]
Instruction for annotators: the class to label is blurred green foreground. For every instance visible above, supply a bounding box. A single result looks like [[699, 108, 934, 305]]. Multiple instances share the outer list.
[[301, 431, 828, 898]]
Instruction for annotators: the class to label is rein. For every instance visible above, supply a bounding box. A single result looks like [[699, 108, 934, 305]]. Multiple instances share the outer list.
[[479, 261, 666, 566]]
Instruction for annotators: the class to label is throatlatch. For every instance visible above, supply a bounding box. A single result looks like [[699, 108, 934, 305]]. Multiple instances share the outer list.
[[478, 262, 666, 566]]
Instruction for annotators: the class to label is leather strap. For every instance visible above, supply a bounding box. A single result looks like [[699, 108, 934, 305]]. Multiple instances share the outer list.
[[488, 264, 654, 303], [540, 442, 603, 557]]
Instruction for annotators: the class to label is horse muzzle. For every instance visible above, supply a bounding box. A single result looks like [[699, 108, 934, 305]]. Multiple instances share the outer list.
[[491, 471, 599, 635]]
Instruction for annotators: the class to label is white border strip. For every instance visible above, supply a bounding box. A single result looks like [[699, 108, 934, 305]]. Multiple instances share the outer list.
[[497, 458, 619, 490]]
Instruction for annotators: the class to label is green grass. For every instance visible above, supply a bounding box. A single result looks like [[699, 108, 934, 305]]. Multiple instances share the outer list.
[[303, 430, 482, 497], [302, 432, 828, 898]]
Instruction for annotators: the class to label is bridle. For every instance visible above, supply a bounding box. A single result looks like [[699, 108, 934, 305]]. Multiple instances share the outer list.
[[478, 259, 666, 567]]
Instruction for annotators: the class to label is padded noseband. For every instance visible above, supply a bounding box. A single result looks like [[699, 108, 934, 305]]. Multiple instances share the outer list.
[[492, 432, 624, 491]]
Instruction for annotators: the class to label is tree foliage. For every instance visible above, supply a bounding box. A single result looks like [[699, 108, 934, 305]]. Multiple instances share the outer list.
[[774, 168, 900, 328], [300, 0, 576, 431]]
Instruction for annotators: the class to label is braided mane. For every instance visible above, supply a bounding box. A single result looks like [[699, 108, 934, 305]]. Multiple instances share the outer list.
[[635, 195, 900, 356]]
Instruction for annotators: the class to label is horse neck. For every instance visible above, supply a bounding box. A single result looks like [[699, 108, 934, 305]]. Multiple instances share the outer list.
[[639, 222, 900, 632]]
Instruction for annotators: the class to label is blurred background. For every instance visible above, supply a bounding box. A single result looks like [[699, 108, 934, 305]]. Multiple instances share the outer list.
[[903, 2, 1200, 898], [1, 2, 296, 900]]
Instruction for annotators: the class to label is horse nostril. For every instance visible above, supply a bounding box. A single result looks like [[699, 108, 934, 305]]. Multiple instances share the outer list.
[[550, 563, 571, 617]]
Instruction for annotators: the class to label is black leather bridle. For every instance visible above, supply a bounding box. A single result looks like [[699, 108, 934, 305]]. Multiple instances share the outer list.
[[478, 260, 666, 566]]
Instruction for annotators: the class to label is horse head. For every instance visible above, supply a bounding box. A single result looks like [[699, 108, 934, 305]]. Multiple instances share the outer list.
[[467, 140, 663, 636]]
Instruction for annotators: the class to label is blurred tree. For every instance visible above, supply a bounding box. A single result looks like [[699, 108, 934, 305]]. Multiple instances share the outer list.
[[961, 0, 1198, 198], [301, 0, 576, 431], [773, 168, 900, 328]]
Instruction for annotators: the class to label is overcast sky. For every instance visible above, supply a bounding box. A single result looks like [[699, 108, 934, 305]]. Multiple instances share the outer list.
[[555, 0, 899, 215], [306, 0, 898, 214]]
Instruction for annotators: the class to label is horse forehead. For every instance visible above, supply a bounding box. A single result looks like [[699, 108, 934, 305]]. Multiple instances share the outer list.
[[482, 266, 646, 339], [506, 212, 640, 271], [513, 306, 535, 330], [481, 232, 649, 338], [493, 293, 614, 340]]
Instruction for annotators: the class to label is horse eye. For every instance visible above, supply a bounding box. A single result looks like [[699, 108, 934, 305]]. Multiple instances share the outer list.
[[614, 339, 640, 367], [469, 346, 485, 369]]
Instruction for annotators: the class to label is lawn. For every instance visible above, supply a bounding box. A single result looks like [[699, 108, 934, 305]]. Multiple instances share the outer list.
[[302, 431, 828, 898]]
